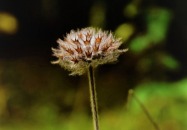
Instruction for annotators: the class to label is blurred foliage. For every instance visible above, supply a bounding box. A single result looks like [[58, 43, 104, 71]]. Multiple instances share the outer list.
[[0, 0, 186, 129], [0, 78, 187, 130], [128, 8, 172, 53]]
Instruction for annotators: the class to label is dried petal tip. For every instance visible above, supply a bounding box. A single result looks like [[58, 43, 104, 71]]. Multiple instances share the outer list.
[[52, 27, 128, 75]]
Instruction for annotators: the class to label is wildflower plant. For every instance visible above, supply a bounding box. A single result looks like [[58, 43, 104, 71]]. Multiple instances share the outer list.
[[52, 27, 128, 130]]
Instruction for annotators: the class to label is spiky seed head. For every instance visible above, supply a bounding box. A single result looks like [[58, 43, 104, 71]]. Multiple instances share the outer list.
[[52, 27, 128, 75]]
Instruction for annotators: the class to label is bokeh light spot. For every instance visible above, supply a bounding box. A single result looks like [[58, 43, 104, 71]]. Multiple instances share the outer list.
[[0, 12, 18, 34]]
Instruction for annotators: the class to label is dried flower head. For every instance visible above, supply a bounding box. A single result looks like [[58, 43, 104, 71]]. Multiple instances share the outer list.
[[52, 27, 128, 75]]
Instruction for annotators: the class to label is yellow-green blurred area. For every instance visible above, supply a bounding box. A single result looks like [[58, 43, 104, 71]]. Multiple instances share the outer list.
[[0, 0, 187, 129], [0, 12, 18, 34]]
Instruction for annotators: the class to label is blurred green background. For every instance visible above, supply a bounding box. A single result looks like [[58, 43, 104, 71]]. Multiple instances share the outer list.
[[0, 0, 187, 130]]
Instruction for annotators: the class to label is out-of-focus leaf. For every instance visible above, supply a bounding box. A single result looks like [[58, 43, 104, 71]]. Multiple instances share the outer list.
[[129, 35, 150, 53], [89, 2, 106, 27], [146, 8, 172, 43], [123, 3, 138, 18], [129, 8, 171, 54], [115, 23, 134, 42], [0, 12, 18, 34], [159, 54, 179, 70]]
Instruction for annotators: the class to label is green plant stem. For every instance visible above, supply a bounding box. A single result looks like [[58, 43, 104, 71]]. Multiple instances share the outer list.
[[88, 65, 99, 130], [128, 89, 160, 130]]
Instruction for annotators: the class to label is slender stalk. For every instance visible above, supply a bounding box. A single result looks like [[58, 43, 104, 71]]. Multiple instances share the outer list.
[[88, 65, 100, 130], [128, 89, 160, 130]]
